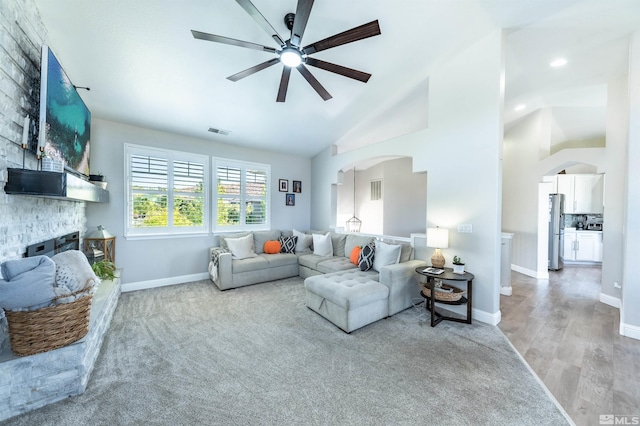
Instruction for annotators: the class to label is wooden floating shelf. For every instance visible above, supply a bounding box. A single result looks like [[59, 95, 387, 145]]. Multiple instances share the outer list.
[[4, 168, 109, 203]]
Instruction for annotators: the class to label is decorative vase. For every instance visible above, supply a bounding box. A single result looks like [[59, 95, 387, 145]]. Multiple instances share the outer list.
[[453, 263, 465, 274]]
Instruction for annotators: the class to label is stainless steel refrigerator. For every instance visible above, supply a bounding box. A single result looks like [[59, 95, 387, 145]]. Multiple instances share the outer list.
[[548, 193, 565, 271]]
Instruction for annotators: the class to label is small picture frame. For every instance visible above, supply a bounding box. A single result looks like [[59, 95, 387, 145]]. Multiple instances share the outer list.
[[292, 180, 301, 193], [286, 193, 295, 206], [279, 179, 288, 192]]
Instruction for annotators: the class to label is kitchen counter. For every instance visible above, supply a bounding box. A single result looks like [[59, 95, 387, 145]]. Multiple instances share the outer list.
[[565, 228, 602, 233]]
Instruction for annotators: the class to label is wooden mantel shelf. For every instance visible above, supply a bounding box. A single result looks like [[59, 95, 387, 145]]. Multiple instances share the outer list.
[[4, 168, 109, 203]]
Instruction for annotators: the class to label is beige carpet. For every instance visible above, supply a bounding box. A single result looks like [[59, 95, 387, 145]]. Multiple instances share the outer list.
[[4, 277, 569, 425]]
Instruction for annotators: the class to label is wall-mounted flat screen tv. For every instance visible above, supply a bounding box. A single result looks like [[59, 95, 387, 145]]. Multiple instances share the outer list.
[[38, 45, 91, 177]]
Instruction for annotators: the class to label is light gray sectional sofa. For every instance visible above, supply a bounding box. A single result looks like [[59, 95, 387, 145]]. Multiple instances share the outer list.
[[208, 230, 427, 332]]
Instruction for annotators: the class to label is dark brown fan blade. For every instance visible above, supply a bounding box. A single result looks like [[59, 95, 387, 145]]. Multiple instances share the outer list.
[[296, 64, 332, 101], [290, 0, 314, 47], [227, 58, 280, 82], [305, 57, 371, 83], [276, 67, 292, 102], [236, 0, 286, 47], [191, 30, 277, 53], [302, 20, 381, 55]]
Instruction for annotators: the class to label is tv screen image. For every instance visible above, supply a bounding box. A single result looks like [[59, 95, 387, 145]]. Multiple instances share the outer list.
[[39, 45, 91, 177]]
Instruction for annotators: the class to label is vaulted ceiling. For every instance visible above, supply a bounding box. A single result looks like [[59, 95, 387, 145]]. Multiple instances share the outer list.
[[35, 0, 640, 157]]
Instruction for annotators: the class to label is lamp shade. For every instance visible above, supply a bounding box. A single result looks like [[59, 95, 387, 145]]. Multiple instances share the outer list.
[[426, 227, 449, 249]]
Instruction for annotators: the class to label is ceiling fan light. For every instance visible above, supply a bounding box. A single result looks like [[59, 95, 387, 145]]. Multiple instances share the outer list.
[[280, 49, 302, 67]]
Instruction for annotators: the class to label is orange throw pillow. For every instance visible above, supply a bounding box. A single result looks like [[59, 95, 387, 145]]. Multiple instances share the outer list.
[[350, 246, 362, 265], [264, 240, 281, 254]]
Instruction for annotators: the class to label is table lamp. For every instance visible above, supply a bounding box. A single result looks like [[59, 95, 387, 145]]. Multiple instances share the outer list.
[[426, 227, 449, 268]]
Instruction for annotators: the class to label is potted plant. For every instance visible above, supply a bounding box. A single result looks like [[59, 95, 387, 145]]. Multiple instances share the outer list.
[[91, 260, 117, 281], [452, 256, 465, 274]]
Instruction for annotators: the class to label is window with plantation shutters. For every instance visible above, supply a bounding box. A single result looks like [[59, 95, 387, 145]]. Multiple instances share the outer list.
[[215, 159, 270, 230], [125, 144, 209, 237]]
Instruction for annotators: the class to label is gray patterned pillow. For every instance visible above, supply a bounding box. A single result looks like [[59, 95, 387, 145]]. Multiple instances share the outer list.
[[278, 236, 297, 254], [358, 242, 375, 271]]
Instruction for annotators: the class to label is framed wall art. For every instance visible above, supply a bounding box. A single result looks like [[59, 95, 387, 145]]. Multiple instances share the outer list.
[[286, 193, 295, 206], [292, 180, 301, 193], [279, 179, 288, 192]]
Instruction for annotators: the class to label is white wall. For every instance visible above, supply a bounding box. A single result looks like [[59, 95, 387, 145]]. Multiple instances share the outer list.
[[336, 158, 427, 237], [602, 76, 628, 303], [382, 158, 427, 237], [86, 119, 311, 285], [502, 109, 551, 275], [312, 30, 505, 323], [621, 32, 640, 337]]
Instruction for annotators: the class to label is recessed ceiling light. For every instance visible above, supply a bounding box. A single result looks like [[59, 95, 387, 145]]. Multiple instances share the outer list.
[[514, 104, 526, 112], [550, 58, 567, 67]]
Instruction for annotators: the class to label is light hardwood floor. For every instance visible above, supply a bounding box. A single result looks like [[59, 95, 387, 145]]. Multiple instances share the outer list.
[[499, 266, 640, 426]]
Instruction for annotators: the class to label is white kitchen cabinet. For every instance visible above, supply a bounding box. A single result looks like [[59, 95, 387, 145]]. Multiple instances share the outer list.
[[555, 174, 604, 214], [575, 232, 599, 261], [563, 232, 576, 260], [562, 230, 602, 262]]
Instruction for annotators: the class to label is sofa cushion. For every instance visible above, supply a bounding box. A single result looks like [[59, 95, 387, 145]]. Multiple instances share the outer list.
[[219, 232, 251, 250], [226, 234, 257, 260], [330, 233, 347, 257], [316, 257, 357, 274], [373, 241, 401, 272], [259, 253, 299, 268], [380, 238, 413, 262], [232, 255, 268, 273], [313, 233, 333, 256], [278, 235, 297, 253], [358, 242, 375, 271], [345, 234, 376, 259], [253, 230, 282, 254], [293, 229, 313, 253], [399, 244, 413, 263], [298, 254, 334, 270]]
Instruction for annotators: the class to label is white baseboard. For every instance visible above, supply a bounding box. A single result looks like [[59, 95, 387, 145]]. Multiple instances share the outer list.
[[599, 293, 621, 309], [474, 308, 501, 326], [620, 322, 640, 341], [511, 264, 548, 279], [121, 272, 210, 293], [500, 286, 513, 296]]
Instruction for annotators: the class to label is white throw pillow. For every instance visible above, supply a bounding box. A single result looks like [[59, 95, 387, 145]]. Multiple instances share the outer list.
[[225, 234, 257, 260], [293, 229, 313, 253], [373, 240, 402, 272], [312, 233, 333, 257]]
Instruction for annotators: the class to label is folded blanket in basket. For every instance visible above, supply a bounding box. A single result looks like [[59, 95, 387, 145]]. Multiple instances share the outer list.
[[52, 250, 100, 298], [0, 256, 57, 310]]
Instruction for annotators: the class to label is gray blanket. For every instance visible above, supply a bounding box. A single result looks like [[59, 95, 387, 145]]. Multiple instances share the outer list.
[[0, 256, 57, 310]]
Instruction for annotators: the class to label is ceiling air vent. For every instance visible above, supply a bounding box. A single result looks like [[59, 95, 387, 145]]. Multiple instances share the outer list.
[[208, 127, 232, 136]]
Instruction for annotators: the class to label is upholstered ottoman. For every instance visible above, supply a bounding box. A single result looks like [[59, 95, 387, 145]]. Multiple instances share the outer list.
[[304, 269, 389, 333]]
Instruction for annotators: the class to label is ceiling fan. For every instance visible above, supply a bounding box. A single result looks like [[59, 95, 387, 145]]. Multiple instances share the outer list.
[[191, 0, 381, 102]]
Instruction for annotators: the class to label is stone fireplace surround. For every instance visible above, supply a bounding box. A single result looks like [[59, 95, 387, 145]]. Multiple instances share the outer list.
[[0, 240, 121, 421]]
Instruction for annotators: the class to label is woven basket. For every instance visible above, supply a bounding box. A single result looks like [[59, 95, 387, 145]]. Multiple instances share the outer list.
[[5, 287, 93, 357], [422, 283, 465, 302]]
